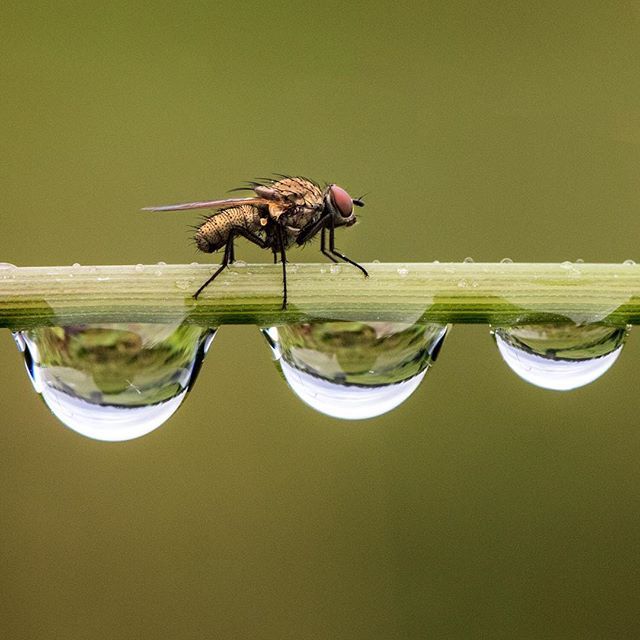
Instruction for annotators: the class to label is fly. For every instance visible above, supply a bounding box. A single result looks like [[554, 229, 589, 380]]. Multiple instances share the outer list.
[[143, 176, 368, 309]]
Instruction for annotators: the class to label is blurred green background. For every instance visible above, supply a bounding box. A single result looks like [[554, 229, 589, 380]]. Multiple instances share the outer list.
[[2, 1, 640, 638]]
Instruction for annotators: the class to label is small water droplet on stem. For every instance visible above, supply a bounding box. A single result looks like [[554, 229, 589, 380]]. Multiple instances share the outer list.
[[175, 279, 191, 290]]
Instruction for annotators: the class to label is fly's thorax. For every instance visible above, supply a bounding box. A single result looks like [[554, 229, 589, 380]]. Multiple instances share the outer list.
[[279, 205, 323, 232], [194, 205, 264, 253], [270, 177, 324, 209]]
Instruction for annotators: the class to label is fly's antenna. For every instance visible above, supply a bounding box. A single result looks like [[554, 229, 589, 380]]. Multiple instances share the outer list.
[[353, 191, 369, 207]]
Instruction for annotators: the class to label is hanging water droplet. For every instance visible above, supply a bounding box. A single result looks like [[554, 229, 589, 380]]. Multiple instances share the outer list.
[[463, 257, 474, 263], [397, 266, 409, 276], [15, 322, 216, 441], [13, 332, 26, 352], [261, 320, 448, 419], [492, 323, 628, 390], [202, 332, 216, 354], [623, 259, 636, 266]]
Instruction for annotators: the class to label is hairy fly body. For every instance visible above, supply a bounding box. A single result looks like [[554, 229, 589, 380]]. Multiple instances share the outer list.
[[143, 176, 367, 308]]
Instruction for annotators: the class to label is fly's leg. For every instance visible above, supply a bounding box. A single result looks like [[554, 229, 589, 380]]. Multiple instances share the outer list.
[[327, 216, 369, 278], [320, 226, 339, 263], [297, 213, 367, 276], [193, 228, 267, 300], [296, 213, 328, 245], [193, 239, 233, 300], [276, 225, 288, 309]]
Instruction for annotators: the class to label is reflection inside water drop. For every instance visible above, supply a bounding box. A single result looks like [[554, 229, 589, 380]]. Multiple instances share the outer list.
[[16, 322, 215, 441], [262, 320, 448, 419], [492, 323, 628, 390]]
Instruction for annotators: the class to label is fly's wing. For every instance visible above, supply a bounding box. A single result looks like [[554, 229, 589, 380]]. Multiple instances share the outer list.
[[142, 196, 267, 212], [143, 176, 323, 214]]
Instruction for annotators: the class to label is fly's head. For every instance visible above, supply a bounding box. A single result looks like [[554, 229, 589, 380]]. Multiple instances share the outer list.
[[323, 184, 364, 228]]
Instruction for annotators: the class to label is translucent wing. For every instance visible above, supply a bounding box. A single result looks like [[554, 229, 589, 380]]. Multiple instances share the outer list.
[[142, 196, 267, 212], [142, 177, 320, 212]]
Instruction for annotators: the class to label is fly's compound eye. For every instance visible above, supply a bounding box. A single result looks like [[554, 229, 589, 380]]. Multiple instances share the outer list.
[[329, 185, 354, 218]]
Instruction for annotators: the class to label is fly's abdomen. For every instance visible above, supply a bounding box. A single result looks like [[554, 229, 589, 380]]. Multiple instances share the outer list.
[[194, 205, 263, 253]]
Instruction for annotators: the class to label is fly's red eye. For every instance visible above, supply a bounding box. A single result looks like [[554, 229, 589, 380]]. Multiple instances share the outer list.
[[329, 185, 354, 218]]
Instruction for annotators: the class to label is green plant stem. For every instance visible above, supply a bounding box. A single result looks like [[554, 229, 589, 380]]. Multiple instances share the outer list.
[[0, 262, 639, 329]]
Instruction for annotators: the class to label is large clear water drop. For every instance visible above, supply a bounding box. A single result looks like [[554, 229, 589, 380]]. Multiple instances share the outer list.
[[492, 323, 628, 390], [262, 320, 448, 419], [16, 322, 215, 441]]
